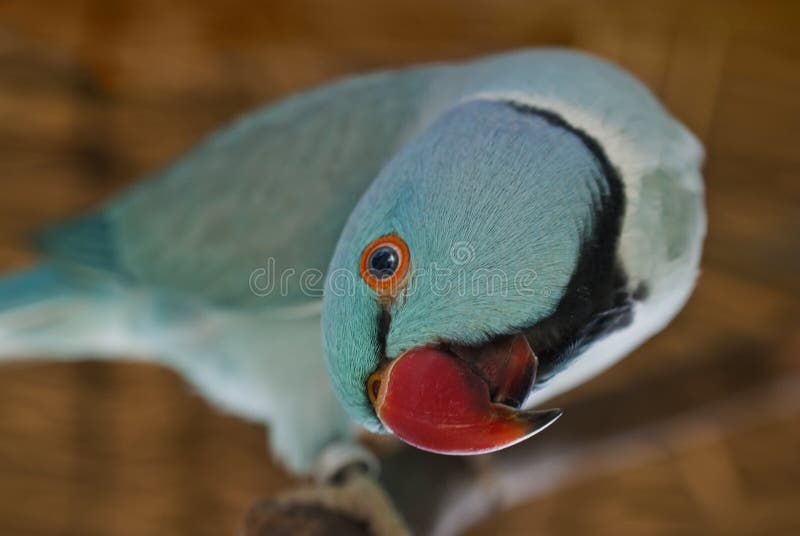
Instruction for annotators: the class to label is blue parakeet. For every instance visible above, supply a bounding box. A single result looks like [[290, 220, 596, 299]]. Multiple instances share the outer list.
[[0, 49, 704, 473]]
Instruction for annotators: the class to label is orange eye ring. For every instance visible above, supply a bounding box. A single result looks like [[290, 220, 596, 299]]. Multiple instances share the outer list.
[[359, 234, 410, 296]]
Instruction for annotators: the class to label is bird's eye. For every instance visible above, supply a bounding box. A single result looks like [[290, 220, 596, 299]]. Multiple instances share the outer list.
[[359, 235, 410, 295], [367, 246, 399, 280]]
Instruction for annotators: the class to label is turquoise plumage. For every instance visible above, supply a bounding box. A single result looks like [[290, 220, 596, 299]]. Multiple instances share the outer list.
[[0, 49, 704, 473]]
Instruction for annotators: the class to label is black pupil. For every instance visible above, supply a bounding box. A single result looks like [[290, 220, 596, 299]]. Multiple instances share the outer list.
[[368, 246, 399, 279]]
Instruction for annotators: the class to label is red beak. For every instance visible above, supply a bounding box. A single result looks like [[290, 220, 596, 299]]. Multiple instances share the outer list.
[[367, 334, 562, 454]]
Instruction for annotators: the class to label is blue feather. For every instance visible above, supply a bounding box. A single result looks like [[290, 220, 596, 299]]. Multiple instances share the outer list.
[[0, 264, 72, 311], [35, 213, 121, 274]]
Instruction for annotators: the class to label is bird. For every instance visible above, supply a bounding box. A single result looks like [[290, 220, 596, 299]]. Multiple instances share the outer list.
[[0, 49, 705, 474]]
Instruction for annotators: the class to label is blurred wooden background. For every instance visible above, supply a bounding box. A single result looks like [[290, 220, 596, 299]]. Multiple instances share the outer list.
[[0, 0, 798, 534]]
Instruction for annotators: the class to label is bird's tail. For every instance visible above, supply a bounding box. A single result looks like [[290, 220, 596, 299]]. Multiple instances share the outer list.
[[0, 263, 151, 362]]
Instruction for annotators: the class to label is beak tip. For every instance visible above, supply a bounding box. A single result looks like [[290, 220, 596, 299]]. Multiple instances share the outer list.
[[516, 407, 563, 436]]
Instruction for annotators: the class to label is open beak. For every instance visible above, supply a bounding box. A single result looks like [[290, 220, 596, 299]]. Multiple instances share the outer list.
[[367, 333, 562, 454]]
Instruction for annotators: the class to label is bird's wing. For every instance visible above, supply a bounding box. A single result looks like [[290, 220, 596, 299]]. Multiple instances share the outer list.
[[37, 68, 436, 309]]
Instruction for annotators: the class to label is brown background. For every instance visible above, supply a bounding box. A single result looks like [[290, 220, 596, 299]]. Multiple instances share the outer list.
[[0, 1, 798, 535]]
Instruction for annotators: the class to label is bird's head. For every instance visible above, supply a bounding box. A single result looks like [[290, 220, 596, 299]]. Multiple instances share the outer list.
[[322, 99, 618, 454]]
